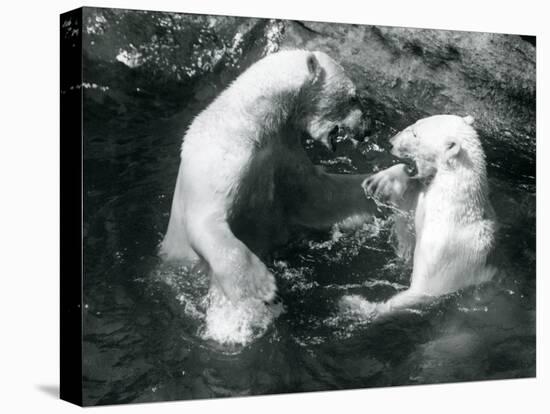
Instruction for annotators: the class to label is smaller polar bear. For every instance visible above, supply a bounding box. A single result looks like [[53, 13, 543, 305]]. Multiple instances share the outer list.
[[344, 115, 497, 315]]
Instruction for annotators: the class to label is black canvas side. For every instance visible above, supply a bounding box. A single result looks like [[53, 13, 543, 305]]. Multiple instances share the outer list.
[[60, 7, 83, 407]]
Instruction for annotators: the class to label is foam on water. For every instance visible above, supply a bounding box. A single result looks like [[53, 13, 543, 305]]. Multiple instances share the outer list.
[[273, 260, 319, 292], [150, 262, 284, 347], [200, 285, 278, 345], [304, 217, 392, 263], [338, 294, 388, 320], [147, 211, 513, 349]]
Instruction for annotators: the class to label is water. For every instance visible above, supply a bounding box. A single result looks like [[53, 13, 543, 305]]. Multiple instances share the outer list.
[[81, 79, 535, 406]]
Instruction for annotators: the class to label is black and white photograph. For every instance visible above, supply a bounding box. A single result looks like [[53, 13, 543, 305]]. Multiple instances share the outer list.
[[57, 5, 539, 407], [3, 0, 550, 412]]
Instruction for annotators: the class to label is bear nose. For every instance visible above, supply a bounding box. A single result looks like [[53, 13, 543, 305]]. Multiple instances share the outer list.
[[375, 133, 399, 154]]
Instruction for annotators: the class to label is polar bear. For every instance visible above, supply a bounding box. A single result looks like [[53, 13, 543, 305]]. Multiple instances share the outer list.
[[160, 50, 377, 338], [345, 115, 497, 315]]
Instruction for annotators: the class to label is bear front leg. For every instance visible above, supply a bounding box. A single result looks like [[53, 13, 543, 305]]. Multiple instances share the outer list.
[[363, 164, 421, 262], [160, 167, 201, 265], [186, 215, 277, 304], [292, 169, 379, 229]]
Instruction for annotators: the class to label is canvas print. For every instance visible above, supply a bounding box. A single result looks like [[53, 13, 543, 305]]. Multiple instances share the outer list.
[[60, 7, 536, 406]]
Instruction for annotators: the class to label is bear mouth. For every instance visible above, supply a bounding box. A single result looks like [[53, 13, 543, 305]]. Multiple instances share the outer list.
[[399, 156, 439, 183], [391, 154, 418, 177], [390, 146, 420, 177], [402, 157, 418, 177]]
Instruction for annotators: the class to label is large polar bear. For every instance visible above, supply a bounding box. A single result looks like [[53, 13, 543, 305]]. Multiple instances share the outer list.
[[346, 115, 497, 315], [161, 50, 377, 340]]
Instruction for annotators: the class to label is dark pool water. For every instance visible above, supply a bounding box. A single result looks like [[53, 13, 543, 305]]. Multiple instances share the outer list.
[[81, 80, 536, 406]]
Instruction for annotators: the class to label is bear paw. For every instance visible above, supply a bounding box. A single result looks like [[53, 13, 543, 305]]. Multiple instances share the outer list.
[[213, 252, 278, 304], [247, 264, 278, 303], [363, 163, 410, 203]]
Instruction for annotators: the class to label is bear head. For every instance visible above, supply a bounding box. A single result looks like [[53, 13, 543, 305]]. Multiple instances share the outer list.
[[389, 114, 484, 178], [302, 52, 368, 151]]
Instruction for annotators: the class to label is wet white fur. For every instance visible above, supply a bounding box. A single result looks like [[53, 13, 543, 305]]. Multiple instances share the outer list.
[[161, 50, 358, 266], [390, 115, 496, 308], [345, 115, 497, 315], [161, 51, 321, 264], [160, 50, 370, 344]]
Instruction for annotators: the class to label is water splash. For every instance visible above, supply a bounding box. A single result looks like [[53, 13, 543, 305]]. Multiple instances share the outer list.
[[273, 260, 319, 292], [338, 294, 387, 320], [304, 217, 392, 263], [200, 285, 277, 346], [150, 262, 282, 347]]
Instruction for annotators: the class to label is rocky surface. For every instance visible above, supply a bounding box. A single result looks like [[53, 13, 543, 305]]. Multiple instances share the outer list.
[[81, 8, 536, 177], [280, 21, 535, 176]]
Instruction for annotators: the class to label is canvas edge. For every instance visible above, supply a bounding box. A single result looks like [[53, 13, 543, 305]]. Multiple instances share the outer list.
[[60, 6, 84, 407]]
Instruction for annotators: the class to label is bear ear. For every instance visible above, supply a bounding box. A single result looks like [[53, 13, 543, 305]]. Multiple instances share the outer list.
[[306, 53, 322, 81], [444, 140, 461, 164], [463, 115, 475, 125]]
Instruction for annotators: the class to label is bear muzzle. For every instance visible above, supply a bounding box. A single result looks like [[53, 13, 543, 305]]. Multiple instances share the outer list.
[[387, 133, 419, 176]]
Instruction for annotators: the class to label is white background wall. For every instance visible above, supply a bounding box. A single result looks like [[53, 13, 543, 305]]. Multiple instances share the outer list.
[[0, 0, 547, 412]]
